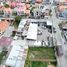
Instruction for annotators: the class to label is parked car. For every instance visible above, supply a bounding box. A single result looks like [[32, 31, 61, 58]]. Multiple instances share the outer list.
[[47, 36, 54, 47], [13, 35, 18, 40], [48, 27, 56, 33], [64, 33, 67, 41], [37, 30, 42, 35]]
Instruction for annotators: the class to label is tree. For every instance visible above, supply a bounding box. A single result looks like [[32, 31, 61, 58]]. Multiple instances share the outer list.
[[4, 4, 9, 8], [58, 22, 64, 29], [14, 16, 22, 27], [30, 7, 35, 12], [2, 47, 7, 51], [12, 12, 17, 16], [49, 9, 52, 16], [0, 10, 4, 15]]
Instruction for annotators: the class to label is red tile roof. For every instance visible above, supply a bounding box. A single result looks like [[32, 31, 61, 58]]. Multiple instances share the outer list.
[[0, 20, 10, 32], [25, 10, 30, 15], [11, 2, 16, 7], [26, 0, 30, 3], [4, 7, 12, 13], [26, 4, 30, 9]]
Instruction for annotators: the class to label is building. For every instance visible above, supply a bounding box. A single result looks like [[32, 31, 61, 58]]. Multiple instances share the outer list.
[[3, 7, 13, 17], [54, 0, 67, 4], [26, 23, 37, 40], [18, 19, 27, 32], [57, 5, 67, 19], [0, 36, 12, 52], [0, 20, 10, 34], [13, 2, 30, 16], [0, 6, 13, 17], [5, 40, 28, 67], [42, 0, 53, 4]]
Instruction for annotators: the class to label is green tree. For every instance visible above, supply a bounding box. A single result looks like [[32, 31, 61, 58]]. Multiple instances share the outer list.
[[30, 7, 35, 12], [4, 4, 9, 8], [14, 16, 22, 28], [49, 9, 52, 16], [12, 12, 17, 16], [0, 10, 4, 15]]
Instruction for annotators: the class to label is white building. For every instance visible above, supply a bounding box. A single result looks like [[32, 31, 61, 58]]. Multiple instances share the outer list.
[[5, 40, 28, 67], [26, 23, 37, 40], [18, 19, 27, 32]]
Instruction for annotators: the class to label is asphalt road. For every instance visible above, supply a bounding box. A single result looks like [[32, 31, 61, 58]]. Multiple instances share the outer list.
[[51, 5, 67, 67]]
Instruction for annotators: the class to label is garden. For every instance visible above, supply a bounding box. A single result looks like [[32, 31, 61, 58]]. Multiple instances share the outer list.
[[24, 47, 57, 67], [28, 47, 56, 60]]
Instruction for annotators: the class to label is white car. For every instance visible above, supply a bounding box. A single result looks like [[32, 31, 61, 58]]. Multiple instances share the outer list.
[[37, 30, 42, 35], [13, 36, 18, 40]]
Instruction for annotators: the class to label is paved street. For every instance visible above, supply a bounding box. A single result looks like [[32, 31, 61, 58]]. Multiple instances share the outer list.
[[51, 5, 67, 67]]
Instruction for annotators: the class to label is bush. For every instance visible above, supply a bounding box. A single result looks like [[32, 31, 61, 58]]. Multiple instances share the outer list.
[[0, 51, 7, 64], [12, 12, 17, 16], [14, 16, 22, 27], [30, 7, 35, 12], [4, 4, 9, 8], [51, 61, 57, 66], [11, 31, 16, 37]]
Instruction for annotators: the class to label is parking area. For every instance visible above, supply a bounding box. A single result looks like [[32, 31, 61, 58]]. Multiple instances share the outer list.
[[37, 26, 51, 41], [37, 22, 54, 46]]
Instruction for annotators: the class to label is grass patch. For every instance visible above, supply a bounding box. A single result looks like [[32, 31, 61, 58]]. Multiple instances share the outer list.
[[28, 47, 56, 59], [25, 47, 56, 67], [25, 60, 57, 67], [0, 51, 7, 64], [25, 60, 47, 67], [32, 61, 47, 67]]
